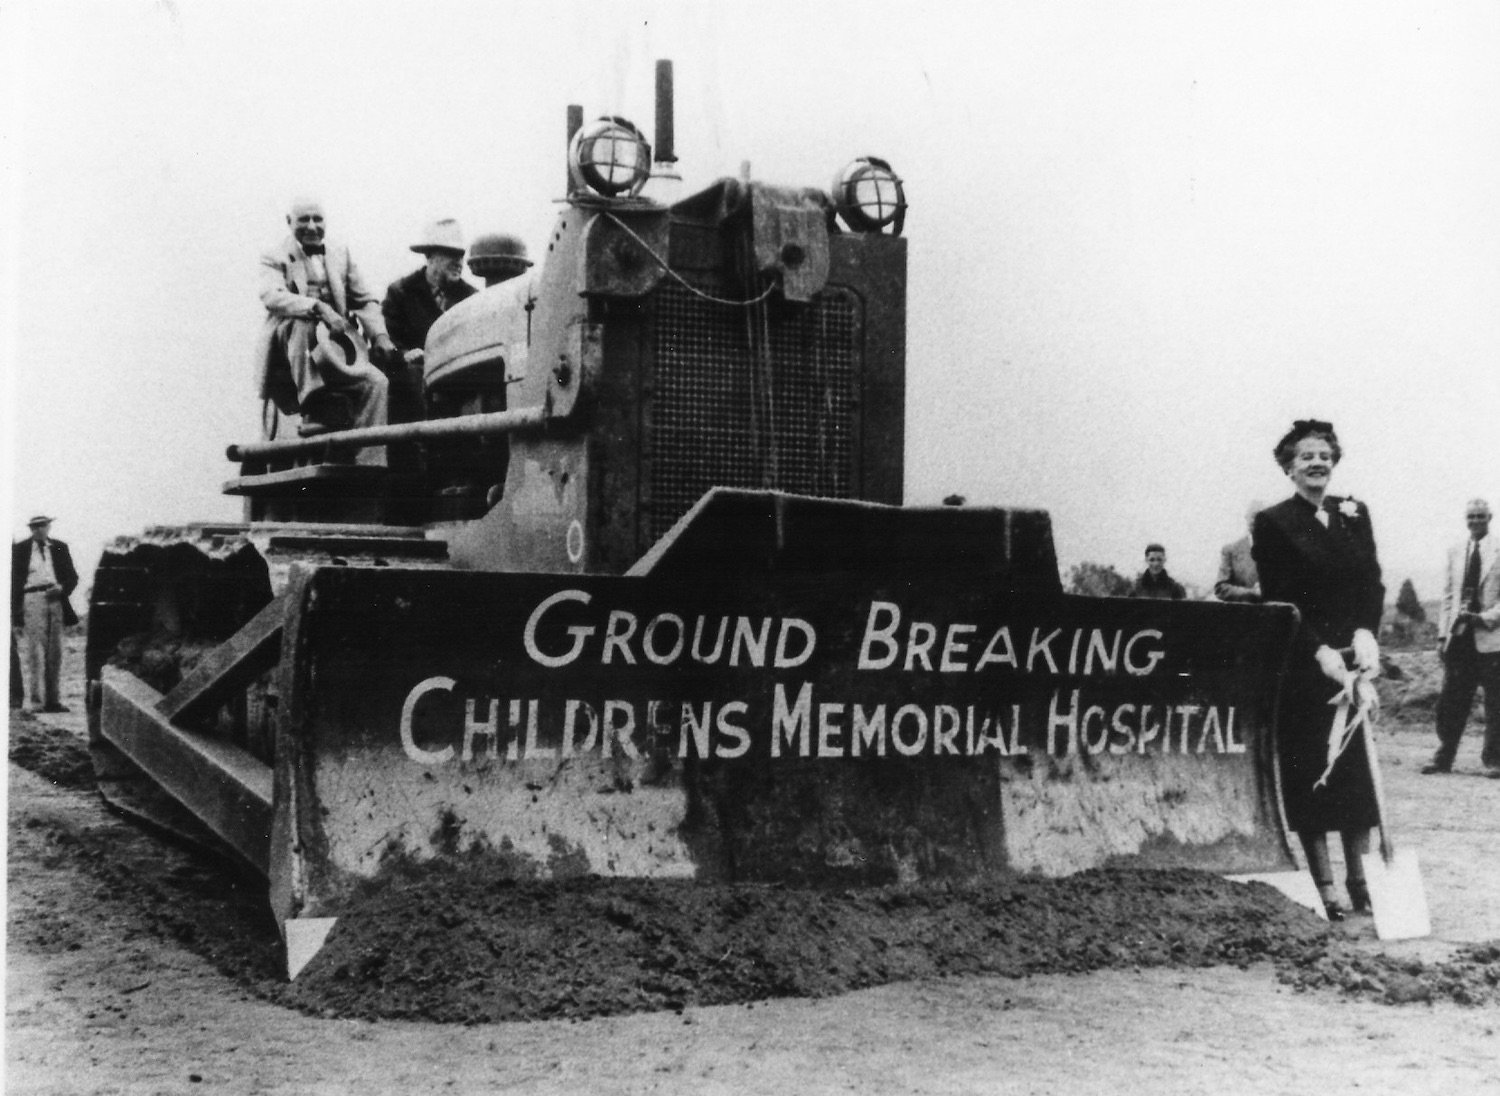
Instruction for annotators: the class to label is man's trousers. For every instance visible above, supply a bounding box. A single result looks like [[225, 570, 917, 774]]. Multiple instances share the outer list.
[[20, 591, 64, 709], [1434, 630, 1500, 769]]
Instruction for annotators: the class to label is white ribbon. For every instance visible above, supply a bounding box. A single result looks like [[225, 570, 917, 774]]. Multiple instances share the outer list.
[[1314, 666, 1380, 789]]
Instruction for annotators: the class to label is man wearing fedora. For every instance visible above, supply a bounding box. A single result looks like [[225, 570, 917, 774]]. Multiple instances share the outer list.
[[381, 218, 478, 422], [11, 516, 79, 713], [253, 198, 397, 463]]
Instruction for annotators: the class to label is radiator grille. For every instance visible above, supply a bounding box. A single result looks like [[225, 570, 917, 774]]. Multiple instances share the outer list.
[[646, 281, 861, 542]]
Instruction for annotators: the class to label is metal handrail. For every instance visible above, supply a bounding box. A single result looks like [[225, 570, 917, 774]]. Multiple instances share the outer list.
[[226, 406, 548, 463]]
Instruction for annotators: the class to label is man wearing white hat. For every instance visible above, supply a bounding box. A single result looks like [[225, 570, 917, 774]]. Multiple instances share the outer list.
[[381, 218, 478, 424], [253, 198, 397, 460], [383, 220, 477, 357], [11, 516, 79, 713]]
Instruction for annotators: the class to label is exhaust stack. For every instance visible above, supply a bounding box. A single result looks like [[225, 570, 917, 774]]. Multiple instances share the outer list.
[[648, 59, 681, 202], [565, 103, 583, 195], [654, 59, 676, 166]]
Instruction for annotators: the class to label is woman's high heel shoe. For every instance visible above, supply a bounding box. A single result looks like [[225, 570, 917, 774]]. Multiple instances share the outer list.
[[1314, 878, 1344, 922]]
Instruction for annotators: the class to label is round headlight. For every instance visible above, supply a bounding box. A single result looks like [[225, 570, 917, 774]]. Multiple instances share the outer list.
[[570, 116, 652, 198], [832, 157, 906, 235]]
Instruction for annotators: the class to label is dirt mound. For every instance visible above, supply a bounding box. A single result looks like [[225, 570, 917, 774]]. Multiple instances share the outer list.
[[1379, 649, 1447, 720], [1284, 942, 1500, 1006], [285, 866, 1329, 1022], [107, 632, 221, 694], [8, 711, 95, 789], [11, 725, 1500, 1024]]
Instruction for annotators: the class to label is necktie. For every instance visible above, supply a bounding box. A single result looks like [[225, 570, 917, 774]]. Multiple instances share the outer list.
[[1463, 541, 1482, 612]]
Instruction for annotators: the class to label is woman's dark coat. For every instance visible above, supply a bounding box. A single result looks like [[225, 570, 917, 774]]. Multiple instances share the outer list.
[[1252, 493, 1385, 832]]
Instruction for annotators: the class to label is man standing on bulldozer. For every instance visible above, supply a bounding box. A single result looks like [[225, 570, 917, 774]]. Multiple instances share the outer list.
[[253, 198, 397, 459]]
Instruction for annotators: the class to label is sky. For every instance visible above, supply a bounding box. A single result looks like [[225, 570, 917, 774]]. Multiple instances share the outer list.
[[3, 0, 1498, 600]]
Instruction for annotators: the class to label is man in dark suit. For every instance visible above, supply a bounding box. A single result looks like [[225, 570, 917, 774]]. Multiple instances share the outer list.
[[1130, 543, 1186, 600], [11, 515, 79, 713], [9, 630, 22, 708], [381, 218, 477, 423]]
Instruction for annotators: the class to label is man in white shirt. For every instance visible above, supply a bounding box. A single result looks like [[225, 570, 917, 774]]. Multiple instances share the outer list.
[[10, 516, 79, 713], [1424, 498, 1500, 777]]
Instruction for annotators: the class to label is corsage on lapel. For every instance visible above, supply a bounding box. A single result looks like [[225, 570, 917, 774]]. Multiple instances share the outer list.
[[1337, 498, 1360, 520]]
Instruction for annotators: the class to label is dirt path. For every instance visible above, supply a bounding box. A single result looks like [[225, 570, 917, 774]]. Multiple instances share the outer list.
[[7, 639, 1500, 1094]]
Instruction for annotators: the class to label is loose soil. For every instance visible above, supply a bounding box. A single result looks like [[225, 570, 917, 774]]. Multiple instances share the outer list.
[[8, 636, 1500, 1094]]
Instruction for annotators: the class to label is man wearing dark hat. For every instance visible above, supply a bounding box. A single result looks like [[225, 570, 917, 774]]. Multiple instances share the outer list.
[[11, 516, 79, 713], [466, 232, 533, 288], [253, 198, 397, 460]]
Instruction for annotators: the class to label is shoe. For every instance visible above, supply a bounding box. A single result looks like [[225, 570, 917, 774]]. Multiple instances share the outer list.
[[1323, 900, 1346, 922], [1347, 882, 1372, 914], [40, 703, 70, 713], [1420, 763, 1452, 775]]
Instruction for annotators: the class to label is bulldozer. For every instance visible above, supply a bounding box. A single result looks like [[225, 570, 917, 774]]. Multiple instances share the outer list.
[[86, 62, 1299, 978]]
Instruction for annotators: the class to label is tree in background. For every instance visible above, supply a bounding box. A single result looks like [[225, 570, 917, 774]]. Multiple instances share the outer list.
[[1385, 577, 1432, 654], [1067, 561, 1134, 598], [1396, 578, 1426, 623]]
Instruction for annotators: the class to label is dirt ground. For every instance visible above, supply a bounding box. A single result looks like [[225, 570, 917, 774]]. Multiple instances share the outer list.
[[7, 636, 1500, 1095]]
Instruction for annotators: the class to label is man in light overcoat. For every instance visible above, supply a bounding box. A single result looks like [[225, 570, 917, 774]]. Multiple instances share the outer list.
[[253, 199, 396, 462], [1425, 498, 1500, 776], [1214, 500, 1263, 603]]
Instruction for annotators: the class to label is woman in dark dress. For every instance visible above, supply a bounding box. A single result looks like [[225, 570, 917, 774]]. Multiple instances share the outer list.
[[1252, 420, 1384, 920]]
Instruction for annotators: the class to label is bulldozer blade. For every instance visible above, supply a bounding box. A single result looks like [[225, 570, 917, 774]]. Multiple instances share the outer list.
[[100, 668, 274, 875], [266, 565, 1299, 962]]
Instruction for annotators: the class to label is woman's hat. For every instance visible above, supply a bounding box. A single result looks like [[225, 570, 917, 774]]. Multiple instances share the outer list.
[[410, 218, 465, 256], [1273, 418, 1340, 466]]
